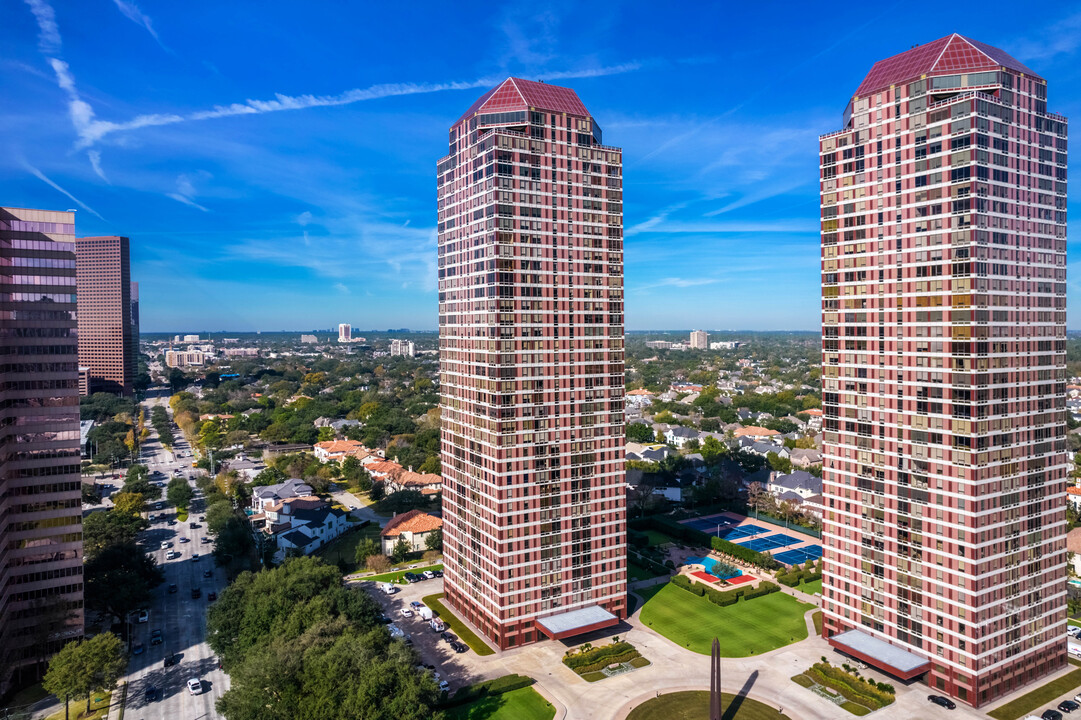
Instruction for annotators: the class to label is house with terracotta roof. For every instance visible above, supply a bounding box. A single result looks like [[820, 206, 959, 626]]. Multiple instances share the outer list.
[[367, 459, 405, 482], [1067, 485, 1081, 511], [733, 426, 781, 441], [381, 510, 442, 554], [313, 439, 365, 463], [626, 388, 655, 408], [388, 469, 442, 496]]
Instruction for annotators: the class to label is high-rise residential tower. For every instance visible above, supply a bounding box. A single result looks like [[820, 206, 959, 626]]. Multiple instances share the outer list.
[[75, 236, 134, 396], [690, 330, 709, 350], [338, 323, 351, 342], [437, 78, 626, 649], [819, 35, 1068, 707], [0, 207, 84, 688]]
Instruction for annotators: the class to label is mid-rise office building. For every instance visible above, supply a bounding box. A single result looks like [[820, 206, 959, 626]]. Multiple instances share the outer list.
[[689, 330, 709, 349], [819, 35, 1068, 706], [437, 78, 626, 649], [165, 349, 206, 368], [0, 207, 84, 688], [75, 236, 135, 395], [338, 323, 351, 342]]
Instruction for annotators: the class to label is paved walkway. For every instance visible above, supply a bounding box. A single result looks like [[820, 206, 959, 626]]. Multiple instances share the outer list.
[[329, 486, 388, 527]]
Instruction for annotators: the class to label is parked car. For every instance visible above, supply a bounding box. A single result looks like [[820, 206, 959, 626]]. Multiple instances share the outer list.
[[432, 570, 443, 578], [187, 678, 202, 696], [150, 629, 163, 645], [403, 572, 419, 583], [136, 609, 149, 623], [438, 680, 450, 693], [1059, 700, 1079, 713], [380, 583, 398, 595], [1044, 710, 1065, 720], [451, 641, 467, 653], [928, 695, 956, 710], [410, 601, 422, 610], [422, 570, 435, 580], [207, 592, 217, 601], [441, 631, 456, 643], [191, 588, 201, 599], [132, 642, 144, 655], [399, 607, 414, 618]]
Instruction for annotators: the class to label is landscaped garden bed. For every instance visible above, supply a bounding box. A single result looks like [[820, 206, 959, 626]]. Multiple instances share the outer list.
[[563, 639, 650, 682], [790, 660, 894, 715]]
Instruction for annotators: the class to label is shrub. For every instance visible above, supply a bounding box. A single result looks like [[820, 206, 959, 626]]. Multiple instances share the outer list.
[[808, 663, 895, 709], [573, 649, 641, 674], [778, 573, 801, 587], [672, 574, 691, 590], [563, 642, 636, 670]]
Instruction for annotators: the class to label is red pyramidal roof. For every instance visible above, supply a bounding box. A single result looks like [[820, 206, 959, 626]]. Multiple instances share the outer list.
[[455, 78, 590, 126], [855, 34, 1039, 97]]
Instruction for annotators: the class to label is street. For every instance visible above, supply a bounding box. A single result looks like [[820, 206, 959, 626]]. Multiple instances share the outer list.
[[117, 395, 229, 720]]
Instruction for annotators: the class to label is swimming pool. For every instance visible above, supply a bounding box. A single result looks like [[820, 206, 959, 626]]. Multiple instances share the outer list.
[[685, 555, 740, 580]]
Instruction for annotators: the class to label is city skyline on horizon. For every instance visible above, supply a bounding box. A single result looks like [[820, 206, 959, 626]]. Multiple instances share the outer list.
[[2, 2, 1078, 332]]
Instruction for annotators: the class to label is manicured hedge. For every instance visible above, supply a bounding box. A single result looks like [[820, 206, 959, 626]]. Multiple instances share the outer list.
[[444, 674, 536, 708], [672, 574, 779, 607], [563, 641, 635, 670], [573, 649, 641, 674], [808, 663, 895, 709]]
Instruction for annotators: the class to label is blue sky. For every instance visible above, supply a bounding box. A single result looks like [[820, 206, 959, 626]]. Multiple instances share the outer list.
[[3, 1, 1079, 331]]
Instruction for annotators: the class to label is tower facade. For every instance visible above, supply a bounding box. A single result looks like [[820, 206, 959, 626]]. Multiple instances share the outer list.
[[0, 208, 84, 687], [338, 323, 351, 342], [437, 78, 626, 649], [690, 330, 709, 350], [75, 236, 134, 396], [819, 35, 1068, 707]]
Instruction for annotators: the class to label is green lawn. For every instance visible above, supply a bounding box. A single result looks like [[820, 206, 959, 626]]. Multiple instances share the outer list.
[[314, 523, 382, 573], [811, 610, 823, 635], [1069, 618, 1081, 628], [988, 667, 1081, 720], [629, 560, 660, 582], [364, 564, 443, 585], [640, 583, 814, 657], [644, 530, 679, 547], [627, 690, 788, 720], [422, 593, 495, 656], [45, 691, 111, 720], [446, 687, 554, 720], [799, 578, 822, 595]]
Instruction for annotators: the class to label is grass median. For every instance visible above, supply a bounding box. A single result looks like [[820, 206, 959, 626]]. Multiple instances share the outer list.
[[988, 667, 1081, 720], [422, 593, 495, 656]]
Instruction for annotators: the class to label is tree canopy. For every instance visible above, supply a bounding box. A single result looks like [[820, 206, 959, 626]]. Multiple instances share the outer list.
[[84, 542, 163, 623], [43, 633, 126, 716]]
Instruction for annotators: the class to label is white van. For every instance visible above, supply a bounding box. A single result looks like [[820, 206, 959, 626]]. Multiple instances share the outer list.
[[380, 582, 398, 595]]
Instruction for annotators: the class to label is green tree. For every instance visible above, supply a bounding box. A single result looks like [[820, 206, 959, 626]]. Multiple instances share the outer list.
[[111, 491, 146, 518], [206, 500, 235, 536], [354, 538, 380, 568], [391, 537, 411, 564], [167, 477, 195, 510], [424, 528, 443, 552], [83, 510, 146, 560], [84, 542, 164, 623], [252, 466, 287, 487], [43, 633, 126, 719], [199, 420, 224, 451], [700, 436, 727, 465], [626, 422, 654, 443], [766, 451, 792, 474], [317, 426, 335, 442]]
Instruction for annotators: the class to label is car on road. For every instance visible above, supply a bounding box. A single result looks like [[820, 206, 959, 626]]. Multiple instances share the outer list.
[[189, 522, 199, 529], [132, 642, 144, 655], [167, 519, 176, 526], [928, 695, 956, 710], [136, 609, 149, 623], [450, 640, 467, 653], [166, 550, 179, 560], [150, 629, 162, 645], [399, 608, 414, 618], [191, 588, 201, 599], [199, 515, 206, 521], [163, 654, 177, 668], [207, 591, 217, 601], [179, 537, 190, 543], [144, 685, 157, 703], [168, 583, 177, 593], [187, 678, 202, 696], [160, 541, 171, 549], [203, 569, 213, 578], [148, 514, 156, 522], [192, 553, 200, 562], [1060, 700, 1080, 713]]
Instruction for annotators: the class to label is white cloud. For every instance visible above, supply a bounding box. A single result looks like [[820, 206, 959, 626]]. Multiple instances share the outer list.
[[24, 0, 61, 54], [297, 211, 313, 226], [333, 283, 350, 294], [22, 160, 105, 220], [641, 277, 720, 289], [167, 193, 209, 212], [111, 0, 169, 51], [87, 150, 108, 182], [167, 173, 210, 211]]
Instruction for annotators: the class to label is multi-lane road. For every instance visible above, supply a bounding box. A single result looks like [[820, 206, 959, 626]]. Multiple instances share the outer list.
[[116, 395, 229, 720]]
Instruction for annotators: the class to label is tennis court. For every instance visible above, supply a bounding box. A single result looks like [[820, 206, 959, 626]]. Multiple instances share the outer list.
[[773, 545, 823, 566], [736, 534, 803, 552], [681, 516, 736, 533], [718, 524, 769, 540]]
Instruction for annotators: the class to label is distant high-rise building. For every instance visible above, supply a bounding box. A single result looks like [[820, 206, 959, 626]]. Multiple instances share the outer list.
[[338, 323, 351, 342], [130, 281, 139, 378], [689, 330, 709, 349], [165, 350, 205, 368], [390, 339, 415, 357], [75, 236, 134, 395], [300, 334, 318, 344], [438, 78, 626, 650], [0, 207, 84, 688], [820, 35, 1068, 707]]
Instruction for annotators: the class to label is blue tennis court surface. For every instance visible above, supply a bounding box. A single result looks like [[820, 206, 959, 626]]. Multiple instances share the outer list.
[[736, 534, 802, 552], [774, 545, 824, 566]]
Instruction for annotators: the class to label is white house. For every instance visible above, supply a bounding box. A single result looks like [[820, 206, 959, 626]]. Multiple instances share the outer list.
[[381, 510, 442, 554]]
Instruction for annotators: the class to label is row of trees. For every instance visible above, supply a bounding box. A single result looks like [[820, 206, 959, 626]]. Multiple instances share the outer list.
[[352, 528, 443, 572], [206, 557, 442, 719], [150, 405, 174, 449]]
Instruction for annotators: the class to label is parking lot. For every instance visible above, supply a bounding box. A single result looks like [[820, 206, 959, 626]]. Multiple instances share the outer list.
[[354, 575, 496, 694]]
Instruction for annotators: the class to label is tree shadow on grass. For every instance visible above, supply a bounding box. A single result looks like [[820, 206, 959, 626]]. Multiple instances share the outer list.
[[450, 692, 509, 719]]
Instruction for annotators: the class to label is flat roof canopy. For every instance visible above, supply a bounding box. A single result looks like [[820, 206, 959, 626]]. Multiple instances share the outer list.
[[536, 606, 618, 640], [828, 629, 931, 680]]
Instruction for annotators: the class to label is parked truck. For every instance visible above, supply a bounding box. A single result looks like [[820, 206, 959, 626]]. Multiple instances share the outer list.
[[429, 618, 446, 633], [418, 606, 433, 621]]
